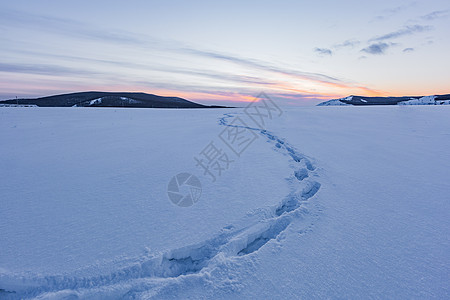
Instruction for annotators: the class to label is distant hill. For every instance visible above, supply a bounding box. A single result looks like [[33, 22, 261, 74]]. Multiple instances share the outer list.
[[0, 91, 227, 108], [317, 94, 450, 106]]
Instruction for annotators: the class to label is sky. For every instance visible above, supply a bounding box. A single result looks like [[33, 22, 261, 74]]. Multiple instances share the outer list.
[[0, 0, 449, 106]]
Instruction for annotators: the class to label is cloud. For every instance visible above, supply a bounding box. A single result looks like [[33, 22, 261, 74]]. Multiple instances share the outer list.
[[0, 8, 346, 87], [385, 3, 416, 14], [369, 25, 432, 42], [421, 10, 449, 21], [361, 43, 390, 55], [0, 62, 100, 76], [333, 40, 360, 49], [309, 40, 360, 58], [1, 52, 280, 89], [403, 48, 415, 53], [0, 9, 147, 46], [372, 2, 417, 21], [178, 47, 342, 84], [0, 8, 384, 102], [314, 48, 333, 56]]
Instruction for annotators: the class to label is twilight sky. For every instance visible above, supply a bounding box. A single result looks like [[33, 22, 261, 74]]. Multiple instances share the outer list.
[[0, 0, 449, 105]]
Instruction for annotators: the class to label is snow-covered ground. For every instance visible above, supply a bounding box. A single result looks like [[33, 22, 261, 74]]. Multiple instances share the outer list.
[[1, 106, 449, 299]]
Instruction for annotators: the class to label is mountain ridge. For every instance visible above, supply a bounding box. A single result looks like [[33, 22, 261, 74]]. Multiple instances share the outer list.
[[317, 94, 450, 106], [0, 91, 228, 108]]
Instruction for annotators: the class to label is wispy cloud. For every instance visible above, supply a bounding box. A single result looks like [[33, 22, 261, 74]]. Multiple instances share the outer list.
[[372, 2, 417, 21], [333, 39, 361, 49], [0, 8, 345, 87], [314, 48, 333, 56], [6, 49, 279, 87], [177, 47, 342, 84], [0, 9, 148, 46], [0, 8, 384, 103], [361, 43, 390, 55], [384, 2, 416, 14], [369, 25, 432, 42], [420, 10, 449, 21], [0, 62, 100, 76]]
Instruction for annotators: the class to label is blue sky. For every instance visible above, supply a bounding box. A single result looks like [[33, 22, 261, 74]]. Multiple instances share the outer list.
[[0, 0, 449, 105]]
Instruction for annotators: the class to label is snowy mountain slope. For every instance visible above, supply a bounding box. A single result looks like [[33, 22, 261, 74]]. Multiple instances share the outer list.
[[1, 106, 449, 299], [316, 96, 352, 106], [318, 94, 450, 106], [398, 95, 450, 105]]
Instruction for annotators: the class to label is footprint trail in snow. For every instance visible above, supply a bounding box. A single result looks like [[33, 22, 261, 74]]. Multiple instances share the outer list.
[[1, 112, 322, 299]]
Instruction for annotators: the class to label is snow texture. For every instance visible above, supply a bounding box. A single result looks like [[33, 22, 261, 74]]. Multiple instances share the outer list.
[[1, 106, 449, 299]]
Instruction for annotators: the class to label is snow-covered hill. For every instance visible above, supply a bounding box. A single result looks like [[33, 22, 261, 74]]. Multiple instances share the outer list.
[[398, 95, 450, 105], [317, 96, 352, 106], [318, 94, 450, 106], [0, 91, 218, 108], [1, 106, 449, 299]]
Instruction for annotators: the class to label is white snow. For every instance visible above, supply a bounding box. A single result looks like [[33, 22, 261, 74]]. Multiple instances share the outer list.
[[1, 106, 449, 299], [399, 95, 450, 105], [316, 97, 351, 106], [89, 98, 102, 106]]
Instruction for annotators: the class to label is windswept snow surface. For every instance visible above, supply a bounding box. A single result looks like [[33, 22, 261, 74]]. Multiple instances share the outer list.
[[1, 106, 449, 299]]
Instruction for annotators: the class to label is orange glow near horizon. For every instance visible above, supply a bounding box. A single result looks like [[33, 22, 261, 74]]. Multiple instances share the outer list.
[[3, 76, 444, 105], [0, 63, 395, 104]]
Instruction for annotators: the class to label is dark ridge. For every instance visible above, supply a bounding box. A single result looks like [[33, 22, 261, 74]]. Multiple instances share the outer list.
[[435, 94, 450, 101], [341, 95, 420, 105], [0, 91, 231, 108], [320, 94, 450, 106]]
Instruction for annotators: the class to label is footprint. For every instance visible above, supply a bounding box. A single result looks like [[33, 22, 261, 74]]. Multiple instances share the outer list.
[[237, 218, 290, 255], [294, 168, 308, 181], [301, 181, 321, 199]]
